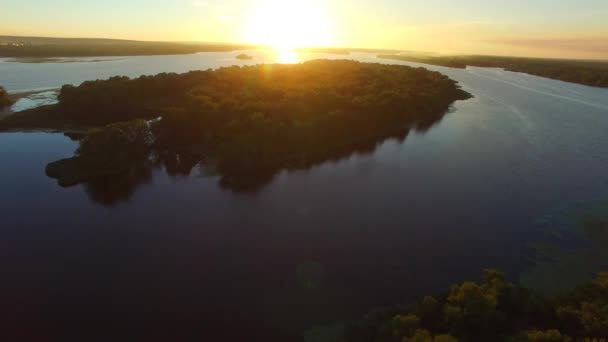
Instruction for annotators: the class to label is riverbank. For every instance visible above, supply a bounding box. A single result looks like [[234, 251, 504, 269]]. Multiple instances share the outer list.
[[0, 36, 256, 57], [0, 88, 61, 117], [378, 54, 608, 88], [0, 105, 90, 132], [3, 57, 120, 64], [0, 108, 11, 120]]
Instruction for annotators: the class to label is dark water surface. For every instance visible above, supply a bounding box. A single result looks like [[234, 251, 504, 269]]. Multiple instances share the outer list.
[[1, 52, 608, 341]]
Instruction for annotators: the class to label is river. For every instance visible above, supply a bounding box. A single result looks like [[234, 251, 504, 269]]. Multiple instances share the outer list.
[[1, 49, 608, 341]]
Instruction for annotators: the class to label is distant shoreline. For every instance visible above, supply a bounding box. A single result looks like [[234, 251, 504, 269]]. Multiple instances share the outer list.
[[378, 54, 608, 88], [3, 57, 120, 64], [0, 36, 255, 58]]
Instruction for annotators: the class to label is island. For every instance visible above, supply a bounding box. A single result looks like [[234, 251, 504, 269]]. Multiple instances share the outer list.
[[0, 86, 15, 108], [340, 269, 608, 342], [0, 60, 471, 191], [379, 54, 608, 88], [236, 53, 253, 60]]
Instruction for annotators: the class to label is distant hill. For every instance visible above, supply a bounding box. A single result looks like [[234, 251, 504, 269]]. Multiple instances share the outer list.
[[0, 36, 145, 45], [0, 36, 254, 57]]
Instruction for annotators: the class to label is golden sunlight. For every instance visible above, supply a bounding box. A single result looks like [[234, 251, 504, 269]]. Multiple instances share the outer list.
[[276, 48, 299, 64], [243, 0, 335, 50]]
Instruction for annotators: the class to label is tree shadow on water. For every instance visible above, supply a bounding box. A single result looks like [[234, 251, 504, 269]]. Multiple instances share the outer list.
[[81, 161, 154, 207], [46, 117, 444, 206], [169, 127, 413, 194]]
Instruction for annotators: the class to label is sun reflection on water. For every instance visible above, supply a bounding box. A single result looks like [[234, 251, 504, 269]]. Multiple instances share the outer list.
[[276, 48, 299, 64]]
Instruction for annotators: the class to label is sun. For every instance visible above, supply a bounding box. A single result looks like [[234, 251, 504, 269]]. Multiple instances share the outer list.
[[243, 0, 335, 50]]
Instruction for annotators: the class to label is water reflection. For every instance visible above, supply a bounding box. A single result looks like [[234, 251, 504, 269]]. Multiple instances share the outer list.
[[46, 120, 440, 206], [82, 160, 154, 207], [215, 129, 410, 193], [276, 48, 299, 64]]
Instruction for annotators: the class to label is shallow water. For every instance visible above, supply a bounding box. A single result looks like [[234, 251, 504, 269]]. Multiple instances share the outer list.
[[1, 51, 608, 341]]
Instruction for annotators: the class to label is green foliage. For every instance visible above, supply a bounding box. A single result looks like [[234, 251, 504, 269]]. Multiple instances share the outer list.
[[45, 120, 154, 187], [446, 281, 497, 321], [432, 335, 458, 342], [404, 329, 458, 342], [0, 86, 14, 107], [555, 271, 608, 337], [393, 314, 421, 337], [77, 119, 153, 161], [346, 270, 608, 342], [418, 296, 440, 316], [524, 329, 568, 342]]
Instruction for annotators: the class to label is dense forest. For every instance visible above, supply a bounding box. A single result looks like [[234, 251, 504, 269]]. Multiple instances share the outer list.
[[344, 269, 608, 342], [0, 86, 14, 107], [0, 36, 253, 57], [379, 54, 608, 88], [5, 60, 470, 191]]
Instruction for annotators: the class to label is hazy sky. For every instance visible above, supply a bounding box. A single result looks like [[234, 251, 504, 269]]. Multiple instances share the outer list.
[[2, 0, 607, 59]]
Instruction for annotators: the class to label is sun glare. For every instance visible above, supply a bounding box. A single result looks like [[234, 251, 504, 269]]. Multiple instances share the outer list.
[[276, 48, 299, 63], [244, 0, 335, 52]]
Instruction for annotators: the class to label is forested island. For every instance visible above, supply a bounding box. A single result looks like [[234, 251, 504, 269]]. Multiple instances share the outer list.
[[379, 54, 608, 88], [341, 269, 608, 342], [0, 60, 470, 191], [236, 53, 254, 60], [0, 36, 253, 57]]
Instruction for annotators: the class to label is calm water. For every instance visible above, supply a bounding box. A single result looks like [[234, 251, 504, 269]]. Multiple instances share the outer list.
[[1, 51, 608, 341]]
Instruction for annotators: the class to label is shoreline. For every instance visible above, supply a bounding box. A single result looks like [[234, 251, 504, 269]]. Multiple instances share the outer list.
[[1, 88, 61, 119], [378, 54, 608, 88], [0, 127, 88, 134]]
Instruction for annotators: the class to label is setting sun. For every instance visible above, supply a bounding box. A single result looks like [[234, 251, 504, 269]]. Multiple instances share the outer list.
[[243, 0, 335, 49]]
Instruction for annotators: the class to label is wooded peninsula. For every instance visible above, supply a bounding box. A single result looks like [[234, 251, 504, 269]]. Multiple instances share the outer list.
[[379, 54, 608, 88], [0, 60, 470, 191]]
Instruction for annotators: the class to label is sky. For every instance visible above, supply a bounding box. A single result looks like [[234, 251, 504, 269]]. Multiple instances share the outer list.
[[1, 0, 608, 59]]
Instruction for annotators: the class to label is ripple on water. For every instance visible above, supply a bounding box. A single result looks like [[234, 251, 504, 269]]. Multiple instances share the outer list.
[[520, 199, 608, 293]]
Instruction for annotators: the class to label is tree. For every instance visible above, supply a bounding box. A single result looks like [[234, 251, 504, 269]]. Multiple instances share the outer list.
[[77, 119, 154, 162], [524, 330, 568, 342], [393, 314, 420, 338], [405, 329, 458, 342], [0, 86, 15, 107], [345, 270, 608, 342]]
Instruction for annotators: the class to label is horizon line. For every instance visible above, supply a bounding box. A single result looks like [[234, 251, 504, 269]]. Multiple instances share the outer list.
[[1, 34, 608, 62]]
